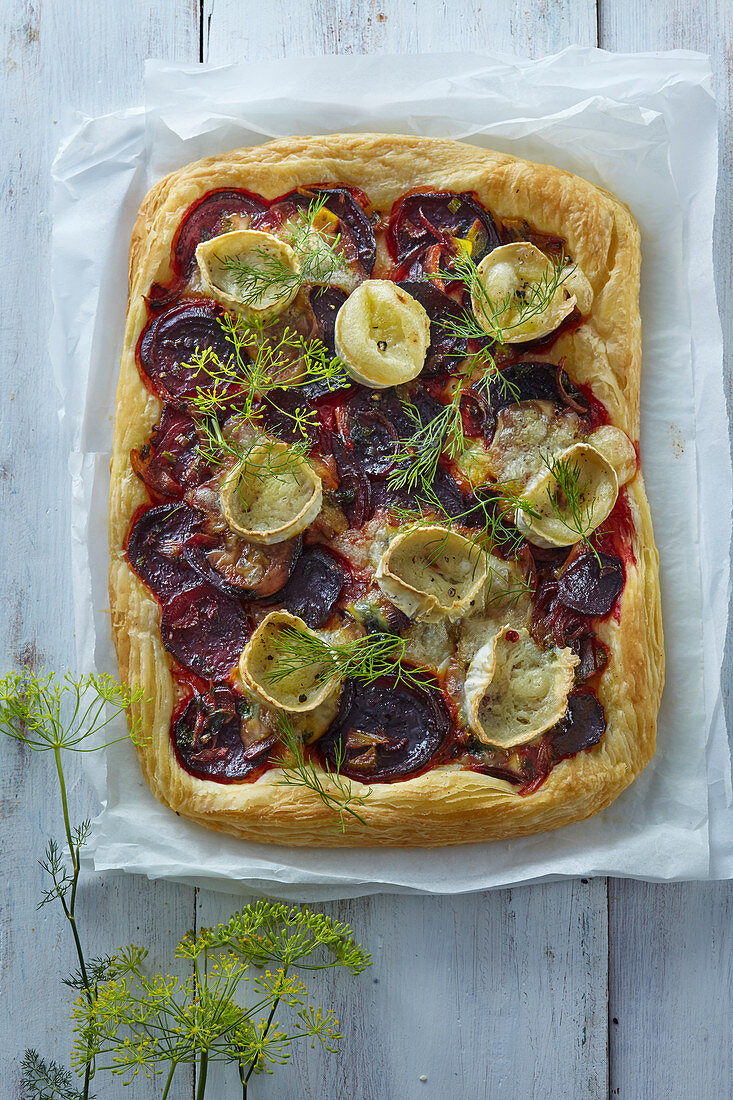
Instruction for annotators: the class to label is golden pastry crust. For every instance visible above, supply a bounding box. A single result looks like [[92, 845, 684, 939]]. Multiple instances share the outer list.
[[109, 133, 663, 847]]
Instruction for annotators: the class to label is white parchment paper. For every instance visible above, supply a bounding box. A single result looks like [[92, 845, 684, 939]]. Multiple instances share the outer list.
[[50, 47, 732, 898]]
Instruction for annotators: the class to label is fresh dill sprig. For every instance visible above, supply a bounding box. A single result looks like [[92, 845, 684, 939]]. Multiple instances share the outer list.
[[0, 670, 148, 1100], [273, 714, 372, 830], [188, 311, 349, 426], [387, 378, 466, 494], [218, 194, 345, 306], [71, 902, 371, 1098], [266, 626, 432, 692]]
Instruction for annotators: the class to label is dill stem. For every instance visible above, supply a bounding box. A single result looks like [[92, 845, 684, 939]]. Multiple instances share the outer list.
[[243, 983, 286, 1086], [160, 1061, 178, 1100], [196, 1051, 209, 1100], [53, 744, 93, 1100]]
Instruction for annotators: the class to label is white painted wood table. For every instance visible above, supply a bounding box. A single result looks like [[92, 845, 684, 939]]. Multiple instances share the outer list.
[[2, 2, 731, 1097]]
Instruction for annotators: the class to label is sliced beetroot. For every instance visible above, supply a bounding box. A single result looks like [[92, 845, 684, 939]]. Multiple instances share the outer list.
[[557, 552, 624, 616], [185, 534, 302, 601], [126, 503, 202, 602], [173, 188, 268, 276], [550, 693, 606, 759], [318, 676, 451, 782], [480, 360, 587, 440], [388, 190, 500, 264], [160, 583, 251, 678], [396, 280, 468, 374], [255, 185, 376, 276], [138, 298, 234, 404], [332, 436, 373, 526], [281, 546, 345, 627], [173, 684, 274, 783], [571, 634, 609, 684], [309, 286, 347, 356], [348, 406, 399, 477], [131, 405, 210, 499]]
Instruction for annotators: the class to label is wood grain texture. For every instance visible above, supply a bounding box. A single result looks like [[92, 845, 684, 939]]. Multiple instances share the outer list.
[[0, 3, 198, 1098], [196, 880, 609, 1099], [202, 0, 597, 60]]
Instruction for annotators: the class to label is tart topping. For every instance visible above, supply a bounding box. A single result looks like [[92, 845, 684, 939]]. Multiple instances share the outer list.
[[395, 280, 469, 374], [318, 675, 451, 782], [239, 610, 340, 713], [173, 188, 268, 277], [388, 190, 501, 276], [471, 243, 591, 343], [375, 526, 488, 622], [281, 546, 345, 628], [131, 405, 211, 500], [173, 684, 275, 783], [515, 443, 619, 548], [587, 425, 637, 486], [220, 440, 323, 544], [160, 583, 251, 679], [464, 626, 578, 748], [550, 691, 606, 759], [557, 550, 624, 616], [196, 229, 301, 318], [126, 503, 202, 601], [334, 280, 431, 388], [138, 298, 234, 405]]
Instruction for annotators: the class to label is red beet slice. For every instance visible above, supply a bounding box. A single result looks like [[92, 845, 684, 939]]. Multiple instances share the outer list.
[[550, 693, 606, 759], [160, 583, 251, 679], [557, 552, 624, 616], [318, 676, 451, 782], [126, 503, 202, 602], [255, 185, 376, 276], [281, 546, 345, 627], [137, 298, 234, 404], [173, 188, 268, 276], [173, 684, 274, 783], [388, 190, 500, 265], [308, 285, 347, 356], [131, 405, 211, 499]]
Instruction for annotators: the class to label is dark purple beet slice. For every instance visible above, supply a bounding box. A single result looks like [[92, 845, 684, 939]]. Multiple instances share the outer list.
[[332, 436, 372, 526], [550, 693, 606, 759], [571, 634, 609, 684], [480, 361, 587, 440], [309, 285, 347, 357], [173, 684, 274, 783], [396, 280, 468, 374], [160, 583, 251, 678], [126, 504, 202, 602], [318, 676, 451, 782], [281, 546, 345, 628], [557, 552, 624, 616], [138, 299, 234, 404], [257, 185, 376, 276], [173, 188, 268, 276], [131, 405, 210, 499], [388, 190, 500, 263], [347, 405, 399, 477], [185, 534, 302, 601]]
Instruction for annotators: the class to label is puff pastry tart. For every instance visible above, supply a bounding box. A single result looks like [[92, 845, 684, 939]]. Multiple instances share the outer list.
[[109, 134, 664, 847]]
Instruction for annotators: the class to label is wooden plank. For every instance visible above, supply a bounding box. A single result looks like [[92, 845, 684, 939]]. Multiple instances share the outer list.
[[0, 2, 198, 1098], [203, 0, 598, 61], [609, 880, 733, 1097], [601, 1, 733, 1097], [197, 5, 608, 1100], [197, 880, 609, 1099]]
